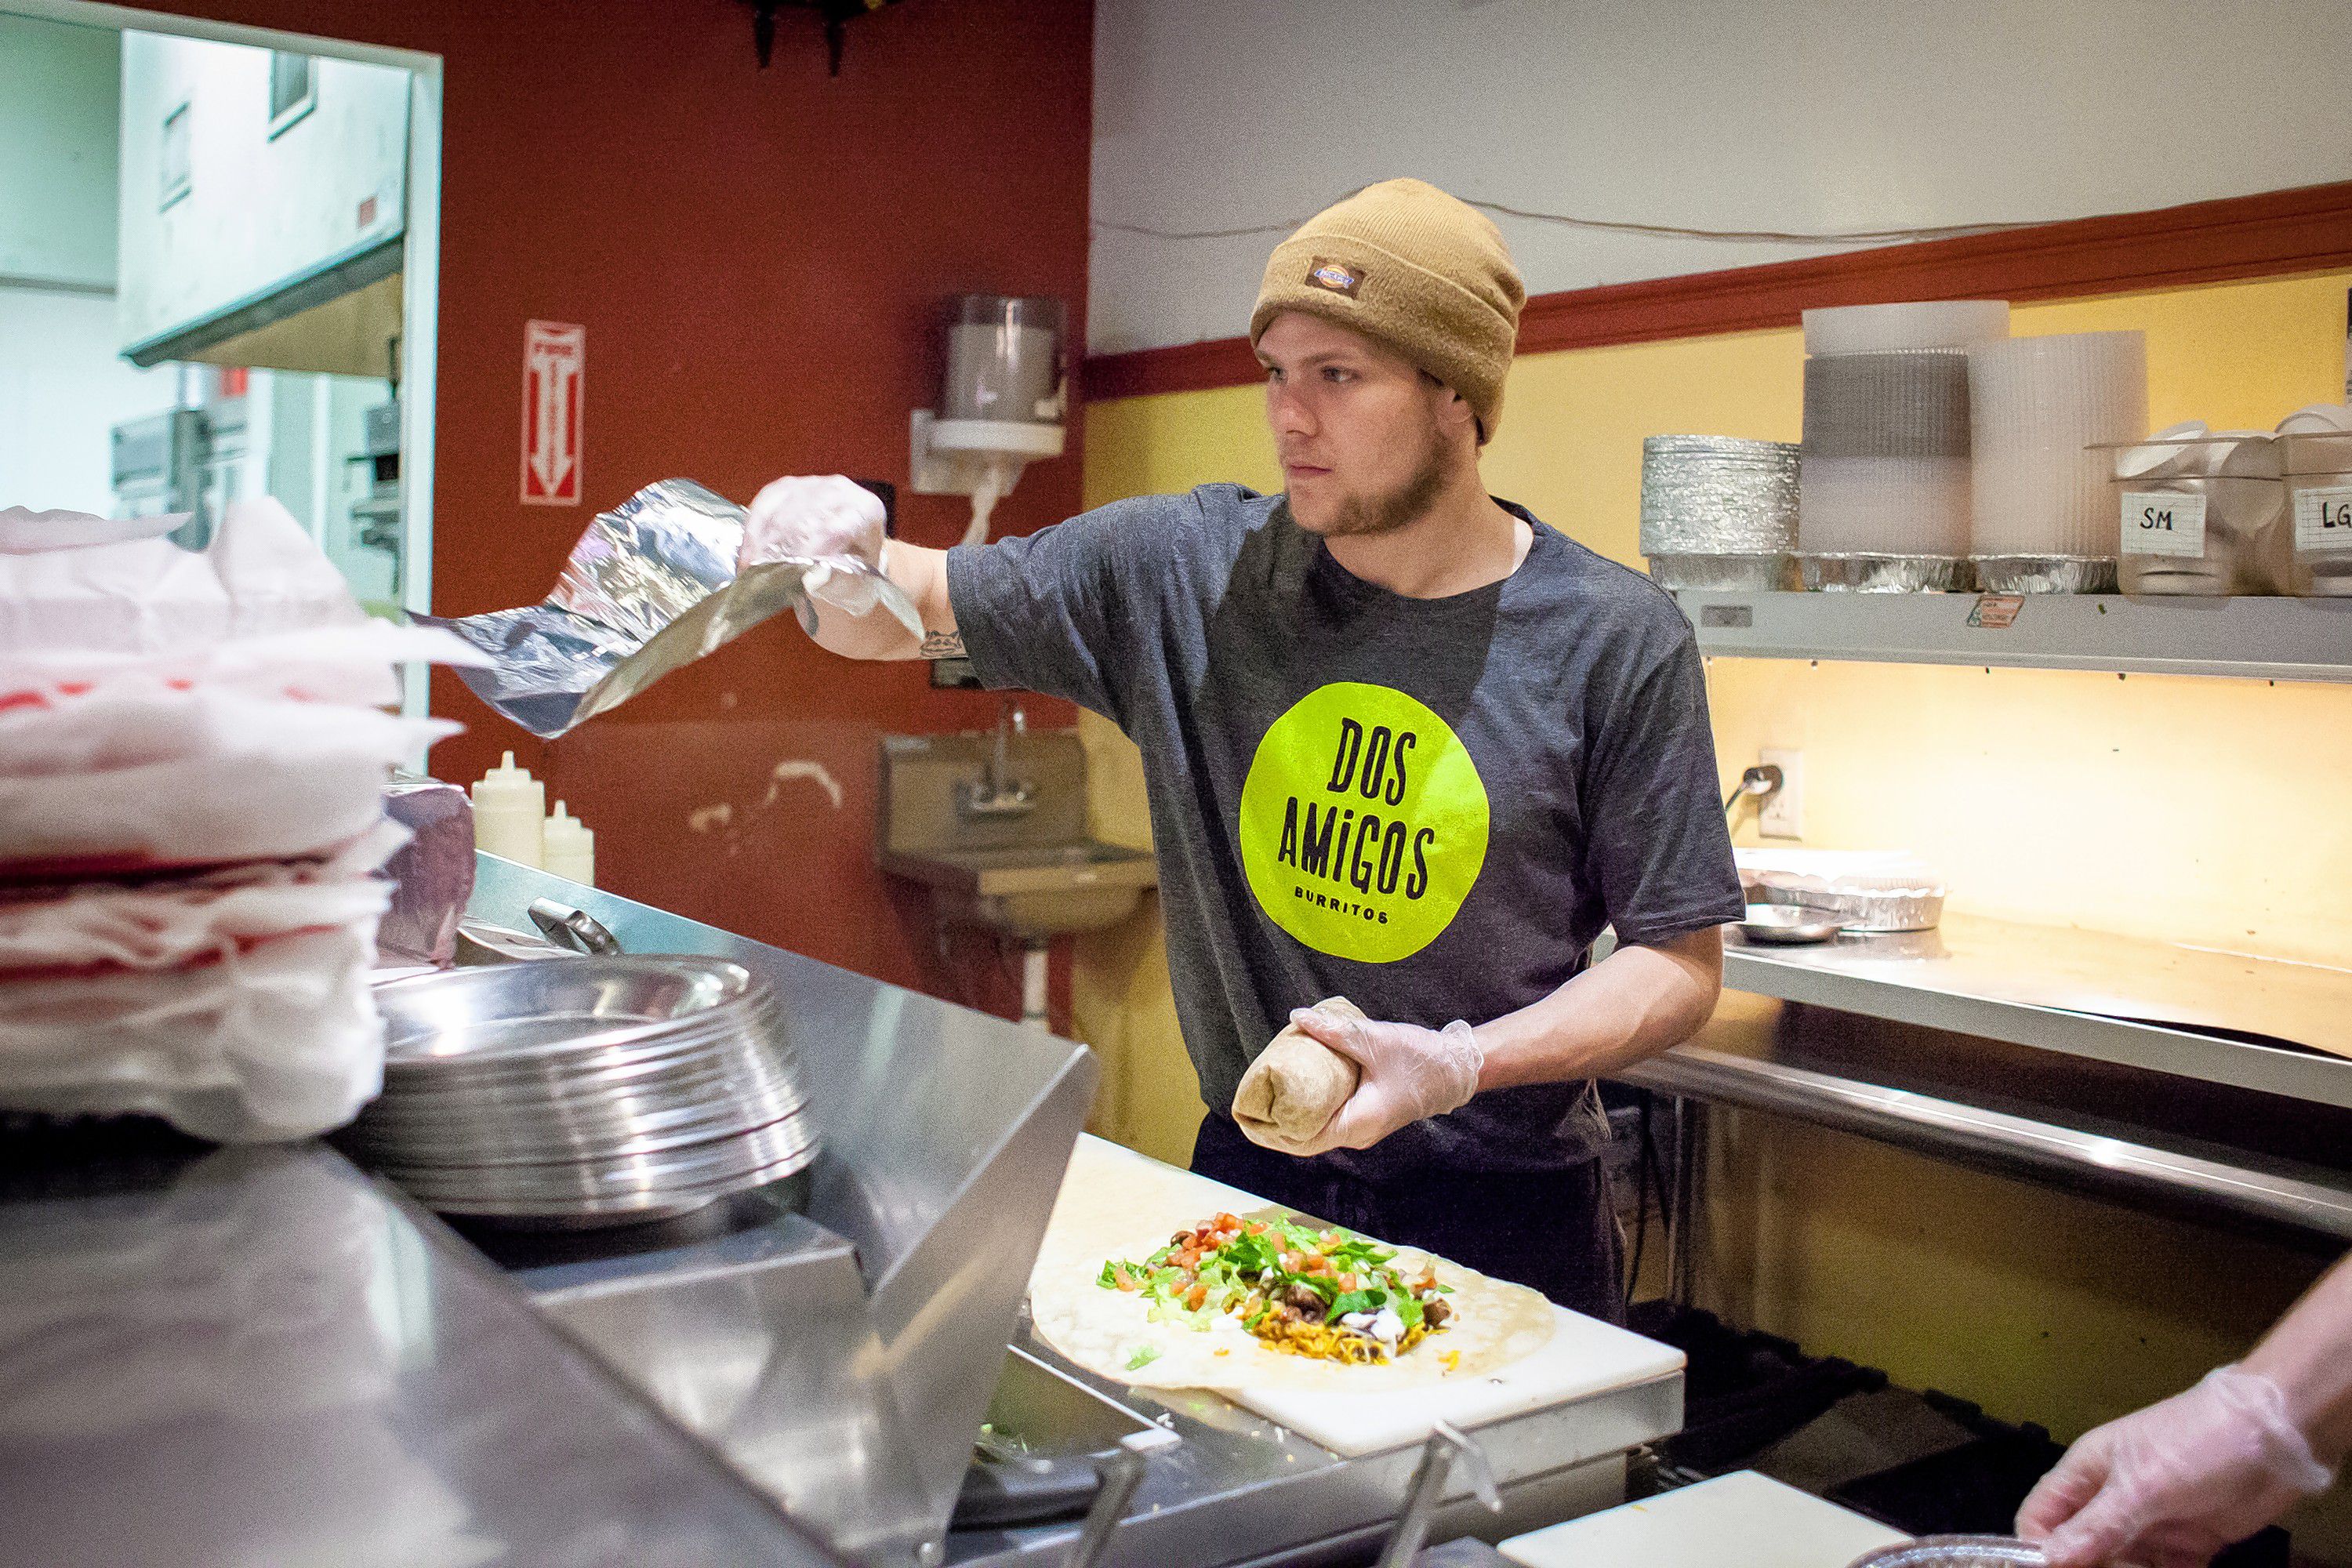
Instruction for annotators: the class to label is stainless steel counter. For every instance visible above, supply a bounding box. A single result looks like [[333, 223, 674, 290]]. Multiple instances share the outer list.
[[472, 862, 1684, 1567], [0, 1131, 849, 1568], [2, 861, 1681, 1568], [940, 1321, 1671, 1568]]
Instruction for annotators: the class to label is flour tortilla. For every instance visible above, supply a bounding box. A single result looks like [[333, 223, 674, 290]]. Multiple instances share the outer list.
[[1232, 996, 1362, 1147], [1027, 1140, 1555, 1393]]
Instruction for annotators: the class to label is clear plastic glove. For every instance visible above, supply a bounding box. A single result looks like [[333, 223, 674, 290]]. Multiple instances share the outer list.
[[2018, 1365, 2336, 1568], [1276, 1005, 1483, 1156], [738, 474, 889, 617]]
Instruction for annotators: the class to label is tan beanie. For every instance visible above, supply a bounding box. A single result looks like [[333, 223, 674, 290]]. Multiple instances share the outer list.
[[1250, 178, 1526, 442]]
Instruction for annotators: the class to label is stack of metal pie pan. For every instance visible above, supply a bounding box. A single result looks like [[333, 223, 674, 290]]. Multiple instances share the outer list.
[[347, 956, 817, 1229]]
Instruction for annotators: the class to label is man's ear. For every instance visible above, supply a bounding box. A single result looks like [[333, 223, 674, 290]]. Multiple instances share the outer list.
[[1440, 383, 1482, 444], [1417, 370, 1480, 445]]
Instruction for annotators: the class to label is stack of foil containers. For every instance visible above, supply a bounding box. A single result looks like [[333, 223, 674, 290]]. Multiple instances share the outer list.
[[1640, 435, 1802, 590], [1798, 301, 2009, 590]]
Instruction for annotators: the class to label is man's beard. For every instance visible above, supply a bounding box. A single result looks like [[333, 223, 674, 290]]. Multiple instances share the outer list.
[[1294, 436, 1450, 539]]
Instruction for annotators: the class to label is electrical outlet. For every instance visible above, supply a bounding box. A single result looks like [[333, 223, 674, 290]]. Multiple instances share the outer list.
[[1758, 748, 1802, 839]]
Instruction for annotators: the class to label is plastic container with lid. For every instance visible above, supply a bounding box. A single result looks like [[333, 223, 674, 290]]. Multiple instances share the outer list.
[[470, 751, 545, 867], [2102, 426, 2288, 595], [2284, 422, 2352, 597]]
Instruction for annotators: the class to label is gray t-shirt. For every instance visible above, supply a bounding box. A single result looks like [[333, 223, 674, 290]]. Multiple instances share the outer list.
[[945, 485, 1742, 1179]]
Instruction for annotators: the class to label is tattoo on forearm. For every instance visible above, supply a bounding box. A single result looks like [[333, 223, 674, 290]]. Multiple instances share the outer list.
[[920, 632, 966, 660]]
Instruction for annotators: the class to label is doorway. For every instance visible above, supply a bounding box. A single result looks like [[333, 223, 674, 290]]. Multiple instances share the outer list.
[[0, 0, 439, 705]]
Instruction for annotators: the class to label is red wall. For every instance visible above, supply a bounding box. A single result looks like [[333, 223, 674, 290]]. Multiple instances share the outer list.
[[143, 0, 1093, 1022]]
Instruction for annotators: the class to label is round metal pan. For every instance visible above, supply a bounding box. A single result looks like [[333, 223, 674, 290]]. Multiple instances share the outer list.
[[1737, 903, 1847, 945]]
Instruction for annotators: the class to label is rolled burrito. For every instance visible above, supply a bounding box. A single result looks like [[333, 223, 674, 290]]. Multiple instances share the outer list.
[[1232, 995, 1363, 1147]]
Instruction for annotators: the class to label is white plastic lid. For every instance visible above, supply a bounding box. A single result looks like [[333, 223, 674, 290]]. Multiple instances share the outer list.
[[544, 799, 593, 843], [1802, 299, 2010, 357], [472, 750, 543, 806]]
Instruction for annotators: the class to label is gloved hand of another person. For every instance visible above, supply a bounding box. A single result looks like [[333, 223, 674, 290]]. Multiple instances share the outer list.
[[1274, 1005, 1483, 1156], [2017, 1365, 2336, 1568], [738, 474, 890, 618]]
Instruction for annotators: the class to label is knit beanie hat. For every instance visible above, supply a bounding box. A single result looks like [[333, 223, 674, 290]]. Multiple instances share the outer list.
[[1250, 178, 1526, 442]]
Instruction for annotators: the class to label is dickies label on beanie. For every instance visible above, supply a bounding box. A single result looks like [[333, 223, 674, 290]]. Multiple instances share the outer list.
[[1305, 258, 1363, 299]]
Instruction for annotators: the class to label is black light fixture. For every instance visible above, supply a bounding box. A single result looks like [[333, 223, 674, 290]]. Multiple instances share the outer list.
[[737, 0, 906, 77]]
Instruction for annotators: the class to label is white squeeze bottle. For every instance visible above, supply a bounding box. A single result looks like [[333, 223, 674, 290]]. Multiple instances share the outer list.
[[470, 751, 546, 867], [543, 800, 596, 887]]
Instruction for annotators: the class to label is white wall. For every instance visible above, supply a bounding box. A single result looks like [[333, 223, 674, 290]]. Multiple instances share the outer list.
[[0, 285, 172, 512], [0, 14, 171, 513], [0, 13, 119, 289], [1088, 0, 2352, 354], [116, 31, 408, 355]]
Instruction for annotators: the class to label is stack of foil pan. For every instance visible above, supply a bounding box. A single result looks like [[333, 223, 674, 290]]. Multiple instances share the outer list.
[[1798, 553, 1979, 593], [1739, 850, 1947, 932], [347, 956, 817, 1228], [1641, 436, 1802, 591], [1973, 554, 2118, 593]]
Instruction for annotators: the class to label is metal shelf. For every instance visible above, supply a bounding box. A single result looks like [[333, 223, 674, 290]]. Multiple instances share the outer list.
[[1714, 913, 2352, 1111], [1601, 913, 2352, 1110], [1618, 1046, 2352, 1241], [1673, 589, 2352, 682]]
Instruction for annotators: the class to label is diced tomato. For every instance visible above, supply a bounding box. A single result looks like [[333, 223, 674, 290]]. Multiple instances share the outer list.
[[1214, 1212, 1242, 1231], [1339, 1273, 1359, 1292], [1185, 1283, 1208, 1310], [1113, 1267, 1140, 1292]]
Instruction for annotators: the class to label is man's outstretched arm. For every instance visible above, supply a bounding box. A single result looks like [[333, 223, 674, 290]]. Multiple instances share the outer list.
[[739, 474, 959, 662]]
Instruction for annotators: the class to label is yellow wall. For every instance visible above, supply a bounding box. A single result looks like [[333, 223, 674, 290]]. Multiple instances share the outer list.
[[1071, 266, 2352, 1550], [1075, 268, 2352, 1112]]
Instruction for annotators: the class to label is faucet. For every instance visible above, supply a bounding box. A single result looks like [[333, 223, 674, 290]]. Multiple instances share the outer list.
[[960, 697, 1035, 816]]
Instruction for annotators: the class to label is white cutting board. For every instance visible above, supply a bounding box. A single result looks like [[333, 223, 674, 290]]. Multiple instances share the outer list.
[[1500, 1471, 1911, 1568], [1035, 1136, 1685, 1457]]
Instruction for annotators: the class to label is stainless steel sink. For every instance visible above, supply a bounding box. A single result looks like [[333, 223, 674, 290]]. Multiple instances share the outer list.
[[877, 708, 1157, 940]]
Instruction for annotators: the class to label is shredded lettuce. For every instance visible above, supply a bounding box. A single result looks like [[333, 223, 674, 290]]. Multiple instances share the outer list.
[[1102, 1213, 1446, 1351], [1125, 1345, 1161, 1371]]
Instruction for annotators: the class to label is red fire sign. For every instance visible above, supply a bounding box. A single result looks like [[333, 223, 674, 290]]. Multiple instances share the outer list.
[[521, 320, 585, 506]]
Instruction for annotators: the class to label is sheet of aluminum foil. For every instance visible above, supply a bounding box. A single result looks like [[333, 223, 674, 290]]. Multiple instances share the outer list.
[[1798, 552, 1976, 592], [417, 478, 921, 737], [1640, 436, 1801, 557], [1972, 554, 2118, 594]]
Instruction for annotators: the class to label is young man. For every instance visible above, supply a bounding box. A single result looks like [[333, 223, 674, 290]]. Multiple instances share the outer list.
[[745, 179, 1742, 1319]]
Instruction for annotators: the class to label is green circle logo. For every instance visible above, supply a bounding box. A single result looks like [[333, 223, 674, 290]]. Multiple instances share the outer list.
[[1238, 682, 1490, 963]]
